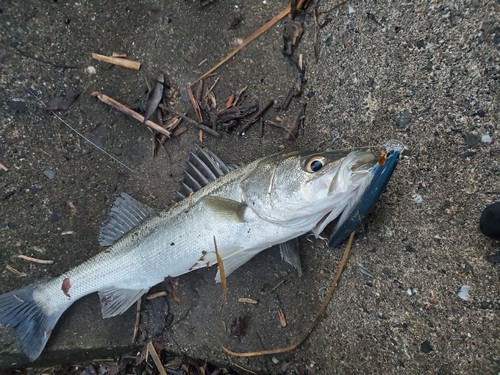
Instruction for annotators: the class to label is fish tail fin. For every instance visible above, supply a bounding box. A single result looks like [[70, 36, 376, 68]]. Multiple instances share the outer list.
[[0, 284, 64, 361]]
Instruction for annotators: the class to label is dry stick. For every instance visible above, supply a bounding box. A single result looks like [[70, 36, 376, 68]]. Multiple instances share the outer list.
[[187, 85, 203, 123], [238, 99, 274, 135], [146, 291, 168, 300], [16, 255, 54, 265], [222, 231, 356, 357], [0, 162, 8, 171], [91, 53, 141, 70], [132, 298, 142, 343], [214, 236, 228, 304], [5, 265, 25, 277], [146, 341, 167, 375], [91, 92, 171, 138], [195, 5, 292, 82], [167, 109, 221, 138]]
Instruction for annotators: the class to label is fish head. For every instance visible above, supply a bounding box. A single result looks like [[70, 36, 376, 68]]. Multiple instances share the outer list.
[[241, 150, 378, 231]]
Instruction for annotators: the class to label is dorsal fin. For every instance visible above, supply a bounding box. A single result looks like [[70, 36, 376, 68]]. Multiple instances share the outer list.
[[175, 146, 237, 201], [98, 193, 155, 246]]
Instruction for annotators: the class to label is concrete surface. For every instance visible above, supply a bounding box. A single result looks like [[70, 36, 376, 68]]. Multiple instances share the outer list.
[[1, 0, 499, 373]]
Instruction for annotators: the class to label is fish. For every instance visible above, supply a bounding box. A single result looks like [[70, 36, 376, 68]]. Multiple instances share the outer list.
[[0, 145, 387, 361]]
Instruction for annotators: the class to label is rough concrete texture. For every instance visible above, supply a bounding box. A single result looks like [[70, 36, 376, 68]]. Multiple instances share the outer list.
[[0, 0, 499, 373]]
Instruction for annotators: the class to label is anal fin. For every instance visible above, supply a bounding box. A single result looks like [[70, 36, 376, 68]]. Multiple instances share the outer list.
[[279, 238, 303, 277], [98, 287, 149, 318], [215, 248, 258, 283]]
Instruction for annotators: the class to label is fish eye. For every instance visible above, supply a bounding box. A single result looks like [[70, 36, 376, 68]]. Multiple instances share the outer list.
[[305, 156, 326, 172]]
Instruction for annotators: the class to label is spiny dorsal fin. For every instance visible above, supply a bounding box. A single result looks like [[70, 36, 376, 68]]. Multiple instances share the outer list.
[[98, 193, 155, 246], [175, 146, 237, 201]]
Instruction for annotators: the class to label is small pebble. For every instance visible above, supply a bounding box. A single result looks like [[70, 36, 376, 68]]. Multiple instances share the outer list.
[[85, 66, 97, 75], [421, 340, 434, 354], [412, 194, 423, 204], [395, 110, 412, 130], [480, 202, 500, 240], [43, 168, 55, 180], [457, 285, 470, 301], [481, 134, 492, 144]]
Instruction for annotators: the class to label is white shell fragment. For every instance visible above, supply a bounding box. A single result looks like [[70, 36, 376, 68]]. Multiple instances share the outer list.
[[458, 285, 470, 301], [481, 134, 492, 143], [85, 66, 97, 75], [412, 194, 423, 204]]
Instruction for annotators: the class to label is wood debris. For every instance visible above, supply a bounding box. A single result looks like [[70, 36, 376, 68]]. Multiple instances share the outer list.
[[5, 264, 25, 277], [91, 53, 141, 70], [0, 162, 8, 172], [285, 103, 306, 140], [238, 297, 258, 304], [214, 236, 228, 304], [146, 291, 168, 300], [16, 254, 54, 265], [278, 307, 287, 328], [238, 99, 274, 135], [132, 298, 142, 343], [146, 341, 167, 375], [91, 92, 171, 138]]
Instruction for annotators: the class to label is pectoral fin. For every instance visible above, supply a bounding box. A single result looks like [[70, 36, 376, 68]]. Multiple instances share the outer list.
[[99, 193, 155, 246], [98, 287, 149, 318], [201, 196, 247, 223], [279, 238, 302, 277]]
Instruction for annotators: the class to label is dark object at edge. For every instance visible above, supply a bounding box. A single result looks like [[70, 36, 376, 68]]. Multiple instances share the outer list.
[[329, 149, 401, 248], [480, 202, 500, 241]]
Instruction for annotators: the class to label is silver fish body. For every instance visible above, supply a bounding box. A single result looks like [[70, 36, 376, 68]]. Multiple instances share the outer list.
[[0, 147, 379, 361]]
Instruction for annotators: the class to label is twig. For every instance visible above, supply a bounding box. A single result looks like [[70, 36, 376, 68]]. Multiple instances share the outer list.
[[132, 298, 142, 343], [5, 265, 25, 277], [238, 99, 274, 135], [196, 5, 292, 81], [285, 103, 306, 140], [91, 92, 171, 138], [222, 232, 356, 357], [91, 53, 141, 70], [167, 109, 221, 138], [280, 84, 302, 110], [146, 291, 168, 300], [214, 236, 228, 304], [187, 85, 202, 123], [238, 297, 258, 304], [16, 255, 54, 265], [0, 162, 8, 171], [146, 341, 167, 375]]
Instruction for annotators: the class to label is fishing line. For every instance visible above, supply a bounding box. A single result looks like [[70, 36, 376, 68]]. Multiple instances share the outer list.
[[26, 88, 134, 173]]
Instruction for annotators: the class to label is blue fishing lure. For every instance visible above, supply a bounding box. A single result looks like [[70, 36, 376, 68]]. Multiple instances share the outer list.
[[328, 142, 403, 248]]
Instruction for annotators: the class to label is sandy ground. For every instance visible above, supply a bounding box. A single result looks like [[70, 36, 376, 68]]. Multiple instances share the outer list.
[[1, 0, 499, 373]]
